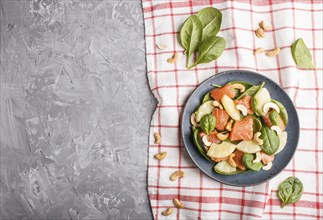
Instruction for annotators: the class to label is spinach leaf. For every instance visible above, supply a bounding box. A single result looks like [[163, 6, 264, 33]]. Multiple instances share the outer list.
[[202, 92, 212, 103], [200, 114, 216, 134], [227, 81, 253, 97], [193, 129, 212, 162], [278, 176, 303, 208], [242, 153, 263, 171], [189, 36, 226, 69], [252, 117, 263, 133], [180, 15, 203, 68], [272, 99, 288, 126], [269, 111, 281, 126], [197, 7, 222, 41], [227, 81, 253, 89], [237, 82, 265, 100], [211, 84, 222, 88], [291, 38, 315, 69], [260, 126, 280, 155]]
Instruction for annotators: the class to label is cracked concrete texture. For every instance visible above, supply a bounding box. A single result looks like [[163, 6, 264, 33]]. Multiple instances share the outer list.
[[0, 0, 155, 219]]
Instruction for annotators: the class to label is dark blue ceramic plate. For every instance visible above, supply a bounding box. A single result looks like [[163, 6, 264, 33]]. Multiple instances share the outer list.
[[181, 70, 299, 186]]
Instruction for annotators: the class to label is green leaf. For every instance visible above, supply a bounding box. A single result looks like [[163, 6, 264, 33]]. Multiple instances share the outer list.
[[242, 153, 263, 171], [193, 129, 212, 162], [269, 111, 281, 126], [227, 81, 254, 98], [237, 82, 265, 100], [277, 176, 303, 208], [260, 126, 280, 155], [189, 36, 226, 69], [252, 117, 263, 133], [211, 84, 222, 88], [200, 114, 216, 134], [180, 15, 203, 68], [272, 99, 289, 126], [197, 7, 222, 41], [291, 38, 315, 69], [227, 81, 254, 89], [202, 92, 212, 103]]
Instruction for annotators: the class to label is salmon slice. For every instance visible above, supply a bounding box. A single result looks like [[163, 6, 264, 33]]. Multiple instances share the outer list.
[[210, 84, 236, 103], [229, 116, 254, 141], [234, 95, 254, 114], [261, 151, 275, 164], [262, 110, 286, 131], [233, 150, 246, 171], [213, 108, 230, 131], [207, 130, 221, 144]]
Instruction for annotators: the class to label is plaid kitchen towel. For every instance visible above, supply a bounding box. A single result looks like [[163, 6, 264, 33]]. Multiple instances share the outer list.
[[142, 0, 323, 219]]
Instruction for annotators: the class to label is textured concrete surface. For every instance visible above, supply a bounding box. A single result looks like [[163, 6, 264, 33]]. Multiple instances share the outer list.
[[0, 0, 155, 219]]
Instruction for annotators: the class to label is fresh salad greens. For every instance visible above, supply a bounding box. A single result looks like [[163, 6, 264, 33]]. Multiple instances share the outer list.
[[180, 7, 225, 69], [180, 15, 203, 67], [190, 81, 289, 175], [197, 7, 222, 40], [278, 176, 303, 208], [200, 114, 216, 134], [291, 38, 315, 69], [243, 154, 263, 171], [260, 126, 280, 155], [188, 36, 226, 69]]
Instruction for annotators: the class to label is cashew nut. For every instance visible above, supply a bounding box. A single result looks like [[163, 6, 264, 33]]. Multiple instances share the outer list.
[[259, 20, 271, 31], [253, 47, 265, 55], [154, 132, 161, 144], [213, 100, 224, 109], [228, 153, 237, 168], [236, 104, 248, 116], [253, 152, 262, 163], [225, 119, 234, 131], [271, 126, 282, 135], [173, 198, 185, 209], [253, 132, 264, 145], [190, 113, 199, 127], [211, 157, 228, 163], [263, 102, 280, 114], [262, 162, 273, 170], [154, 151, 167, 160], [255, 28, 265, 38], [231, 84, 245, 92], [266, 48, 280, 57], [170, 170, 184, 181], [167, 53, 179, 63], [162, 208, 173, 216], [216, 132, 229, 141], [156, 44, 167, 50], [202, 135, 212, 147]]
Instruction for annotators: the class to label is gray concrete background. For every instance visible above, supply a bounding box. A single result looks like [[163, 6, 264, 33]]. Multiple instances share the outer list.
[[0, 0, 155, 219]]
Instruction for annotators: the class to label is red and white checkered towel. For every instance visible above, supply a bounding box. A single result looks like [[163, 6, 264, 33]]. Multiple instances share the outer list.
[[142, 0, 323, 219]]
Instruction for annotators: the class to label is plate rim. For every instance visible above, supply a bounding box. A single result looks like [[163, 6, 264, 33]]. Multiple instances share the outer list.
[[181, 70, 300, 187]]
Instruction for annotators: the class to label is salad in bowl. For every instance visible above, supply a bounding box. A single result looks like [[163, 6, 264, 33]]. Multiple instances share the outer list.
[[191, 80, 288, 175]]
